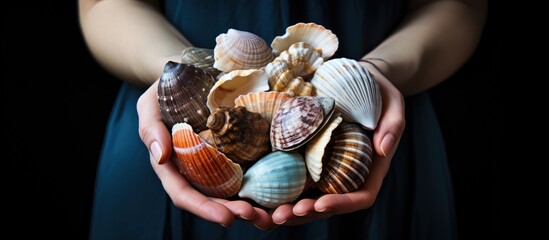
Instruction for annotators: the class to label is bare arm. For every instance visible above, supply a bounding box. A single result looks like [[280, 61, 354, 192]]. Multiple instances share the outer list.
[[78, 0, 192, 87], [363, 0, 487, 96]]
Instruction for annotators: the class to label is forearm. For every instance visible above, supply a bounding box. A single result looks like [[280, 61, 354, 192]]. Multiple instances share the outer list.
[[79, 0, 192, 87], [363, 0, 487, 96]]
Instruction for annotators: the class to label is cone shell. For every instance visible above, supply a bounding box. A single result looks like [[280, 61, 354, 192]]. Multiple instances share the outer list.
[[238, 151, 307, 208], [206, 106, 271, 164], [180, 47, 221, 77], [304, 114, 343, 182], [234, 91, 291, 123], [316, 122, 373, 194], [310, 58, 382, 130], [206, 69, 270, 113], [158, 61, 216, 132], [271, 96, 335, 151], [271, 22, 339, 60], [213, 29, 275, 72], [171, 123, 243, 198]]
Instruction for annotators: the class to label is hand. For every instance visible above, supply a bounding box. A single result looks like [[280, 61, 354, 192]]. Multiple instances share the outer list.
[[270, 65, 406, 226], [137, 80, 272, 229]]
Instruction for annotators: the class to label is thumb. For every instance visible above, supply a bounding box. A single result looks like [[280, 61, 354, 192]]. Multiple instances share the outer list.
[[137, 80, 173, 164]]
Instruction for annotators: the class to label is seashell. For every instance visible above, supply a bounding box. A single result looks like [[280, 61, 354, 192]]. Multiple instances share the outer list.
[[270, 96, 335, 151], [316, 122, 373, 194], [265, 59, 313, 96], [171, 123, 243, 198], [238, 151, 307, 208], [206, 69, 270, 113], [180, 47, 221, 77], [304, 114, 343, 182], [213, 29, 275, 72], [158, 61, 216, 132], [271, 22, 339, 60], [234, 91, 291, 123], [278, 42, 324, 78], [310, 58, 382, 130], [206, 106, 271, 164], [198, 129, 215, 146]]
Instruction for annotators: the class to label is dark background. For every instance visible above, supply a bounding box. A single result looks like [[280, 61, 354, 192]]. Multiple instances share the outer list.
[[4, 1, 501, 238]]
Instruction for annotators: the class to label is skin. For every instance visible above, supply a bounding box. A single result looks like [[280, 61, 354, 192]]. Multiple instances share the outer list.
[[79, 0, 486, 230]]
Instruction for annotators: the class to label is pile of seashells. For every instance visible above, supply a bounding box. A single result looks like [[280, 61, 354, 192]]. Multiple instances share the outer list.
[[158, 23, 382, 208]]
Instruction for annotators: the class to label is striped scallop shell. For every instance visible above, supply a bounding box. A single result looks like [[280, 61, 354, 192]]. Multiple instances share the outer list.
[[270, 96, 335, 151], [171, 123, 243, 198], [180, 47, 221, 78], [304, 114, 343, 182], [238, 151, 307, 208], [213, 29, 274, 72], [316, 122, 373, 194], [158, 61, 216, 132], [234, 91, 291, 123], [271, 22, 339, 60], [310, 58, 382, 130], [206, 106, 271, 164], [206, 69, 270, 113]]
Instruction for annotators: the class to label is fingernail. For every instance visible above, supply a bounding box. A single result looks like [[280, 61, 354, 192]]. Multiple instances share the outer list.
[[316, 207, 329, 213], [254, 224, 268, 231], [150, 141, 162, 164], [273, 219, 287, 225], [220, 223, 228, 228], [380, 134, 395, 157]]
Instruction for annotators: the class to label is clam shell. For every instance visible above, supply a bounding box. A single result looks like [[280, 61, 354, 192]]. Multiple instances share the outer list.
[[213, 29, 275, 72], [234, 91, 291, 123], [316, 122, 373, 194], [180, 47, 221, 77], [171, 123, 243, 198], [158, 61, 216, 132], [206, 106, 271, 164], [206, 69, 270, 113], [310, 58, 382, 130], [270, 96, 335, 151], [304, 114, 343, 182], [238, 151, 307, 208], [271, 22, 339, 60]]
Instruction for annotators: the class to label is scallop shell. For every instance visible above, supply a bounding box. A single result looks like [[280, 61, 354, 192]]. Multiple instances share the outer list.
[[158, 61, 216, 132], [180, 47, 221, 77], [265, 59, 314, 96], [310, 58, 382, 130], [171, 123, 243, 198], [238, 151, 307, 208], [234, 91, 291, 123], [213, 29, 275, 72], [271, 22, 339, 60], [206, 106, 271, 164], [316, 122, 373, 194], [304, 114, 343, 182], [206, 69, 270, 113], [270, 96, 335, 151]]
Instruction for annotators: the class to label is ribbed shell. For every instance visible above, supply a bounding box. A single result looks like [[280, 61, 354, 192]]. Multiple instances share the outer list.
[[310, 58, 382, 130], [277, 42, 324, 78], [213, 29, 275, 72], [238, 151, 307, 208], [158, 61, 216, 132], [271, 96, 335, 151], [265, 59, 314, 96], [180, 47, 221, 78], [171, 123, 243, 198], [206, 106, 271, 164], [234, 91, 291, 123], [206, 69, 270, 113], [304, 114, 343, 182], [271, 22, 339, 60], [316, 122, 373, 194]]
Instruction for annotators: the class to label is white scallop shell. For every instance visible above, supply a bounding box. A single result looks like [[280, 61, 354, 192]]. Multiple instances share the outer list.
[[304, 114, 342, 182], [206, 69, 270, 113], [271, 22, 339, 60], [238, 151, 306, 208], [310, 58, 382, 130], [213, 29, 274, 72]]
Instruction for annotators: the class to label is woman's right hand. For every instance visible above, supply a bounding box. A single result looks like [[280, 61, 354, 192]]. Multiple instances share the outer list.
[[137, 80, 272, 230]]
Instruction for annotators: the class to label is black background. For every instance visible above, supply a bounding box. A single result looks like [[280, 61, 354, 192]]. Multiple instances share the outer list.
[[4, 1, 501, 238]]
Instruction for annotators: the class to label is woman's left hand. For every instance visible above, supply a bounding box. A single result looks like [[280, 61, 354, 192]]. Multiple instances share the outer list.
[[270, 64, 406, 227]]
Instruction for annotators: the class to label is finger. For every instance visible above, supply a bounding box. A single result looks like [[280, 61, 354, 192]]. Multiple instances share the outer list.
[[292, 198, 317, 216], [250, 207, 272, 230], [137, 80, 173, 164], [271, 204, 296, 225], [372, 76, 405, 158], [211, 199, 256, 221], [150, 154, 234, 227]]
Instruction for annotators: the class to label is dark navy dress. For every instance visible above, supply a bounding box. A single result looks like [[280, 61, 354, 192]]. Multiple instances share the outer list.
[[89, 1, 457, 239]]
